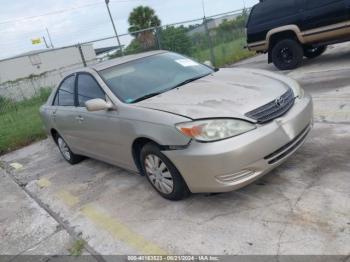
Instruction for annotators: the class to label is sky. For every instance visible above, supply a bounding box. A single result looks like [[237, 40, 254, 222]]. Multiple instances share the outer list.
[[0, 0, 259, 59]]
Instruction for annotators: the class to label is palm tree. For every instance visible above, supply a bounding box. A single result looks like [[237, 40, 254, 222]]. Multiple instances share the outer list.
[[128, 6, 161, 50]]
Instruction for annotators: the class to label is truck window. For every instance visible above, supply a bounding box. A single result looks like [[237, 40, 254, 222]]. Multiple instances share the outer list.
[[306, 0, 344, 10], [248, 0, 297, 26]]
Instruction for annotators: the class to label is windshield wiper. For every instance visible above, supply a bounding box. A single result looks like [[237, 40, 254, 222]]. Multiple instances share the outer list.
[[171, 73, 211, 89], [131, 92, 163, 103], [131, 73, 211, 103]]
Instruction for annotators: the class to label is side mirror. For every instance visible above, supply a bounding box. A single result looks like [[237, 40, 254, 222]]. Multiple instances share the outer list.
[[85, 99, 113, 112]]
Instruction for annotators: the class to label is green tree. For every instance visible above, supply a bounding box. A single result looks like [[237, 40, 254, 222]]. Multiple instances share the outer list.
[[159, 26, 192, 55], [128, 6, 161, 50], [214, 11, 249, 45], [124, 39, 142, 55]]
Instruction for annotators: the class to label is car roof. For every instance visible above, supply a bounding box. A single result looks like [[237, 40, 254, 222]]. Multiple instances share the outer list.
[[91, 50, 168, 71]]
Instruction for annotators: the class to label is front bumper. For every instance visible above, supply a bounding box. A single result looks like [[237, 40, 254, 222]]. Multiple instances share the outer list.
[[163, 94, 313, 193]]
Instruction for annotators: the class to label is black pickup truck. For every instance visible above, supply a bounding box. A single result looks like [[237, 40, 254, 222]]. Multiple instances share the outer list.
[[246, 0, 350, 70]]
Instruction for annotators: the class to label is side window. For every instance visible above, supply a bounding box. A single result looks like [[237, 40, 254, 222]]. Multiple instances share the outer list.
[[264, 0, 297, 20], [306, 0, 342, 9], [249, 0, 297, 26], [54, 75, 75, 106], [77, 74, 106, 107]]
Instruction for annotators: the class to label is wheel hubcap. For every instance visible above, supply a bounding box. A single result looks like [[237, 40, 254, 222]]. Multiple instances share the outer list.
[[144, 154, 174, 194], [58, 138, 71, 160]]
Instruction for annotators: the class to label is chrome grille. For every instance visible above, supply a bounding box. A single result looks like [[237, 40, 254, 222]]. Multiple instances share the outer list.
[[245, 88, 295, 123]]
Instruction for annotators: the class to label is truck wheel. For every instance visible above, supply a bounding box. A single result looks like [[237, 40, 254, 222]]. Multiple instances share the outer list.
[[271, 39, 303, 70], [304, 45, 327, 59]]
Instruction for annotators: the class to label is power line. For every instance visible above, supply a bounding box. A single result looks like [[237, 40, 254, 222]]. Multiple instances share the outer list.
[[0, 0, 146, 25]]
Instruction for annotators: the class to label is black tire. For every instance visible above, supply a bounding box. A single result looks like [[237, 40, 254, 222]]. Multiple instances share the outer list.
[[271, 39, 303, 70], [140, 143, 190, 201], [54, 134, 84, 165], [303, 45, 327, 59]]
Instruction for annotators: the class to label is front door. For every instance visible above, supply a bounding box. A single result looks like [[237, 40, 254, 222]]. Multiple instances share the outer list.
[[73, 73, 124, 165]]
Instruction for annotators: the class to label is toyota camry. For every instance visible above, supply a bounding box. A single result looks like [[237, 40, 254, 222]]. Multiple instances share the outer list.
[[40, 51, 313, 200]]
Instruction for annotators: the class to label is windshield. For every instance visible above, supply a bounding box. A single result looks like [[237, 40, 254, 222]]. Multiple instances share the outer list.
[[99, 52, 213, 103]]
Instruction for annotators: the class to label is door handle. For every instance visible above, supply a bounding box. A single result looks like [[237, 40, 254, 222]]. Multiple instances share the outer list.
[[76, 116, 84, 122], [52, 111, 57, 121]]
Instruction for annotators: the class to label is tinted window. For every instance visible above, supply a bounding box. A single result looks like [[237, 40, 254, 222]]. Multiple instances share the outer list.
[[100, 53, 213, 103], [77, 74, 105, 107], [54, 75, 75, 106], [249, 0, 297, 25], [306, 0, 342, 9]]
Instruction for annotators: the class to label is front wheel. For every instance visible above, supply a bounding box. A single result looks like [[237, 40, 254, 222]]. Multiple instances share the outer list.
[[303, 45, 327, 59], [140, 143, 190, 201], [271, 39, 303, 70]]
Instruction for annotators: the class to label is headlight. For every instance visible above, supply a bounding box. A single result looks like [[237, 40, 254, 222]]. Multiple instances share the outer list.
[[175, 119, 256, 142]]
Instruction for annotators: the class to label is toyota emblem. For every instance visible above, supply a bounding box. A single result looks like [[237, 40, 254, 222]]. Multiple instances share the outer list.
[[275, 97, 285, 107]]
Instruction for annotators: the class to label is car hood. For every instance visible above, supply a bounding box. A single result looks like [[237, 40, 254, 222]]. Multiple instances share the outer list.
[[134, 68, 296, 121]]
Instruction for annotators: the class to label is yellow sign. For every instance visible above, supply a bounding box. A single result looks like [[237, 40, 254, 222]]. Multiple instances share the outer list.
[[31, 38, 42, 45]]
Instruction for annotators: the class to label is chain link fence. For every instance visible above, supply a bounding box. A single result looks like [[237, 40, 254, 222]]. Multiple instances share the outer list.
[[0, 8, 253, 154], [104, 9, 252, 66]]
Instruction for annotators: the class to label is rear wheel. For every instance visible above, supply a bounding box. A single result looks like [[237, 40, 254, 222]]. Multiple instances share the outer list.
[[55, 135, 84, 165], [271, 39, 303, 70], [303, 45, 327, 59], [140, 143, 190, 201]]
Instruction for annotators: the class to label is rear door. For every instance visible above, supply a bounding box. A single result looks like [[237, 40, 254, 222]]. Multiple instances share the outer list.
[[52, 74, 81, 152], [300, 0, 348, 31]]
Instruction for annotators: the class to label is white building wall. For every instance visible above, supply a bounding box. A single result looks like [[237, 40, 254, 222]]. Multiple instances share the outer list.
[[0, 44, 97, 101], [0, 56, 33, 83], [0, 44, 96, 83]]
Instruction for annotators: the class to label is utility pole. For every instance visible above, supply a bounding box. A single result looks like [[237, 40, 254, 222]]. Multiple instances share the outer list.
[[78, 44, 87, 67], [201, 0, 215, 66], [46, 28, 54, 48], [105, 0, 123, 56], [201, 0, 206, 17], [42, 36, 49, 48], [242, 0, 246, 8]]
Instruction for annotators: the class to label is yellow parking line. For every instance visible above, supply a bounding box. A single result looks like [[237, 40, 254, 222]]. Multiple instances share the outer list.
[[55, 190, 166, 254], [56, 190, 80, 207], [81, 204, 167, 255], [37, 178, 51, 188]]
